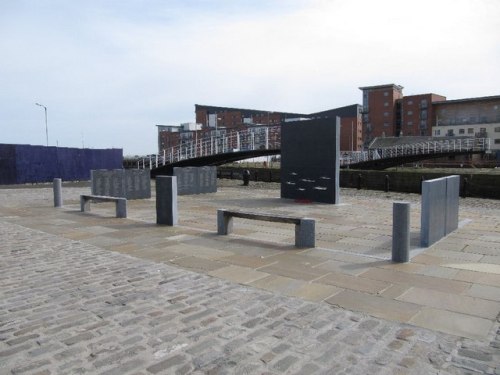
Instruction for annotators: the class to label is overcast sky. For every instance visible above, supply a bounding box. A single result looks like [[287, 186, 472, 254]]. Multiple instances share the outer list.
[[1, 0, 499, 156]]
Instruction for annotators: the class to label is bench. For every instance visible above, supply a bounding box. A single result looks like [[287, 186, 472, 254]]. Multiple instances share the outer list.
[[80, 195, 127, 218], [217, 209, 315, 248]]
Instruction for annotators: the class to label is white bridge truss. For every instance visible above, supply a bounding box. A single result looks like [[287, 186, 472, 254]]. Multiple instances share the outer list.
[[136, 125, 490, 169]]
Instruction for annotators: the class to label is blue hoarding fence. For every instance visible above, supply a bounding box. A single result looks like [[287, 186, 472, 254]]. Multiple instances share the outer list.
[[0, 144, 123, 185]]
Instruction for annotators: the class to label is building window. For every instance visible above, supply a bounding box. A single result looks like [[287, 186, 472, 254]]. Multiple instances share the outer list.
[[435, 129, 441, 136], [384, 92, 389, 97], [468, 128, 474, 134], [384, 112, 389, 117], [459, 129, 465, 134], [384, 102, 389, 107], [384, 122, 389, 127], [420, 110, 427, 120], [408, 121, 413, 126], [420, 99, 428, 108], [447, 129, 455, 136], [407, 111, 413, 116], [495, 139, 500, 144], [495, 127, 500, 132], [407, 100, 413, 105]]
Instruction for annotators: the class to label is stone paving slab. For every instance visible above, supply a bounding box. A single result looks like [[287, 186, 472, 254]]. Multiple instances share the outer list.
[[0, 182, 499, 374]]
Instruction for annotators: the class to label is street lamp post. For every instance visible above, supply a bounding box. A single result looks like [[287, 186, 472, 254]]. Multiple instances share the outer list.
[[35, 103, 48, 146]]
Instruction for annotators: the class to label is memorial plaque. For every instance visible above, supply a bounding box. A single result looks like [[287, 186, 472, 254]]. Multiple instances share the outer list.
[[173, 166, 217, 195], [281, 118, 340, 204], [91, 169, 151, 199]]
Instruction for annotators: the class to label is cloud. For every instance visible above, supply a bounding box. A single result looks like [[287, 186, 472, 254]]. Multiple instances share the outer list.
[[0, 0, 499, 154]]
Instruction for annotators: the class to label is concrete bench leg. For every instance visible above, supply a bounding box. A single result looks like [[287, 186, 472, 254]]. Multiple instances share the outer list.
[[116, 199, 127, 218], [80, 196, 90, 212], [295, 219, 315, 248], [217, 210, 233, 235]]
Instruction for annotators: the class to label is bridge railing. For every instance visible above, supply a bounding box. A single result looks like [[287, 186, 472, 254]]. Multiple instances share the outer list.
[[339, 138, 490, 166], [137, 128, 490, 169], [137, 125, 282, 169]]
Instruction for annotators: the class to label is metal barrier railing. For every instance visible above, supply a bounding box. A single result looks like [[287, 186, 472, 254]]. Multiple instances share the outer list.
[[135, 125, 490, 169]]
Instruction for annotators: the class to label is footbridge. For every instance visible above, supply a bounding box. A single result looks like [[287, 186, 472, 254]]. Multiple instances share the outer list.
[[135, 125, 490, 175]]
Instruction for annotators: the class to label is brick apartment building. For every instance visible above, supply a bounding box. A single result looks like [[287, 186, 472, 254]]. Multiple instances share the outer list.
[[157, 84, 500, 157], [360, 84, 500, 152], [193, 104, 363, 152]]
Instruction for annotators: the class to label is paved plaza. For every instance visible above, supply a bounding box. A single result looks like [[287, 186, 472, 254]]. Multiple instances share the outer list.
[[0, 180, 499, 374]]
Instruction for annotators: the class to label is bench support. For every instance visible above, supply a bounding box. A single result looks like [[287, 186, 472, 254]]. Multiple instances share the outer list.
[[80, 195, 127, 218], [295, 219, 315, 248], [217, 210, 233, 235]]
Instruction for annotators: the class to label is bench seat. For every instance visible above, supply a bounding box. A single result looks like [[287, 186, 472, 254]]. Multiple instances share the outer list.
[[217, 209, 315, 248], [80, 195, 127, 218]]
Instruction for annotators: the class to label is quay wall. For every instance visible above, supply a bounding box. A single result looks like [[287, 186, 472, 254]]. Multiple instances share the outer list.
[[217, 166, 500, 199]]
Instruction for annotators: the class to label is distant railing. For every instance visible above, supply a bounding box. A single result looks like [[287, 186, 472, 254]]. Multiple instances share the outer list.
[[135, 125, 490, 169], [339, 138, 490, 167]]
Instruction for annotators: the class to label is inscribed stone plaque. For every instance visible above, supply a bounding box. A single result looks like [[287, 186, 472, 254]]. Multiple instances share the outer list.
[[91, 169, 151, 199], [280, 118, 340, 204], [173, 166, 217, 195]]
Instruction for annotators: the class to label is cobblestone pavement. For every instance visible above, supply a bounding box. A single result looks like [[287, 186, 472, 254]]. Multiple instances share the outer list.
[[0, 183, 499, 374]]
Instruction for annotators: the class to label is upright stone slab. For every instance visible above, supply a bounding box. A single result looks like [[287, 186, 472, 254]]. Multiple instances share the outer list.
[[174, 166, 217, 195], [445, 175, 460, 235], [175, 167, 198, 195], [92, 169, 124, 197], [281, 118, 340, 204], [124, 169, 151, 199], [91, 169, 151, 199], [421, 177, 447, 247], [199, 166, 217, 193], [156, 176, 178, 226]]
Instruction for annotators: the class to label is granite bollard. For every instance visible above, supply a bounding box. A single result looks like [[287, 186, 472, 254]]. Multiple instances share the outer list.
[[53, 178, 62, 207], [392, 201, 410, 263], [156, 176, 178, 226]]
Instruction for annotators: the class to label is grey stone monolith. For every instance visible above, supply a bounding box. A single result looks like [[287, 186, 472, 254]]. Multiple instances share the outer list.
[[53, 178, 62, 207], [392, 201, 410, 263], [156, 176, 178, 226]]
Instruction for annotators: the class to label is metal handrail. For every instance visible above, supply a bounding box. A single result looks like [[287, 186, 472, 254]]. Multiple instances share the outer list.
[[136, 126, 490, 169]]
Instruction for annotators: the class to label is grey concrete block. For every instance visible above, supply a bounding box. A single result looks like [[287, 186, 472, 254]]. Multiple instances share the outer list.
[[421, 177, 447, 247], [80, 195, 90, 212], [116, 199, 127, 218], [392, 201, 410, 263], [156, 176, 178, 226], [53, 178, 62, 207], [421, 176, 460, 247], [295, 219, 315, 248], [217, 210, 233, 235]]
